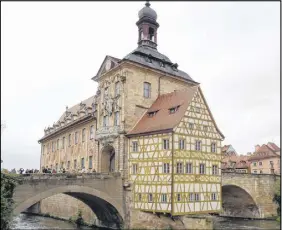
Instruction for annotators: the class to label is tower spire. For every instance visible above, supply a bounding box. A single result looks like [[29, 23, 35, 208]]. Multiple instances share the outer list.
[[136, 2, 159, 49]]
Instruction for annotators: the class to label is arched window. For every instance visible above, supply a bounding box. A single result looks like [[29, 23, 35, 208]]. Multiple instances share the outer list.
[[143, 82, 151, 98]]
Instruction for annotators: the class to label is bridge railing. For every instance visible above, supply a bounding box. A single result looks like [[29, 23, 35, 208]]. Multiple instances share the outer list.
[[17, 172, 122, 180]]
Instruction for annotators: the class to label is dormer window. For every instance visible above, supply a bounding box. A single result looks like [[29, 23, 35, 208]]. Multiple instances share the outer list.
[[171, 63, 178, 71], [169, 105, 180, 114], [145, 56, 152, 63], [148, 110, 158, 117], [160, 61, 165, 67]]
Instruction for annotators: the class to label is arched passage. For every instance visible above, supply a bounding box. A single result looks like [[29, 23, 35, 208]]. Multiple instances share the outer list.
[[101, 145, 115, 173], [222, 185, 260, 218], [13, 185, 123, 228]]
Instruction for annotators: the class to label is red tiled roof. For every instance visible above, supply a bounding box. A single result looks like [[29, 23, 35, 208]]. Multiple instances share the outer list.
[[222, 155, 250, 169], [248, 144, 279, 161], [267, 142, 280, 152], [127, 86, 198, 136]]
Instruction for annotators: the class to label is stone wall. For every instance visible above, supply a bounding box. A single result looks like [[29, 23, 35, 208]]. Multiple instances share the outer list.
[[129, 210, 213, 230], [222, 172, 280, 218], [40, 193, 97, 224]]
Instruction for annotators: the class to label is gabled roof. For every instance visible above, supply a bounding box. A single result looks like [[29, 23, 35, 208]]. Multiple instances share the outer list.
[[248, 144, 280, 161], [267, 142, 280, 152], [92, 55, 120, 81], [127, 86, 199, 136]]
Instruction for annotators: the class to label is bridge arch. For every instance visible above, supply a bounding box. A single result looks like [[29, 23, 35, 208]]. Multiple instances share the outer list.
[[222, 184, 260, 218], [14, 185, 124, 228]]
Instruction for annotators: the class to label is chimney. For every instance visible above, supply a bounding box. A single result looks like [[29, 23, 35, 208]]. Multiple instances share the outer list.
[[255, 145, 260, 152]]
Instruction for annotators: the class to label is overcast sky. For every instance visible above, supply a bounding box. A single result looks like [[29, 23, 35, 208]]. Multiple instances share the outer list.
[[1, 2, 280, 170]]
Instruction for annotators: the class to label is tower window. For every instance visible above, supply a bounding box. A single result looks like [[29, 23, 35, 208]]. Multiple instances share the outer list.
[[143, 82, 151, 98], [149, 27, 155, 41]]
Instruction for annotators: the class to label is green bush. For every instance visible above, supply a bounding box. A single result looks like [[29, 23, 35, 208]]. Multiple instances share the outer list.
[[1, 172, 19, 230]]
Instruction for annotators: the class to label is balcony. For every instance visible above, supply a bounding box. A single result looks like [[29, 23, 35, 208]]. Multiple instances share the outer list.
[[96, 125, 124, 141]]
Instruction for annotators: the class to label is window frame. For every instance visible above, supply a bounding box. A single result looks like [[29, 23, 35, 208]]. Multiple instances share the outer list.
[[68, 134, 72, 146], [186, 162, 193, 174], [132, 141, 138, 152], [82, 128, 86, 143], [81, 157, 85, 169], [148, 193, 153, 203], [132, 163, 138, 175], [163, 139, 170, 150], [176, 162, 183, 174], [62, 137, 65, 149], [179, 139, 185, 150], [114, 111, 120, 126], [163, 163, 170, 174], [90, 125, 94, 140], [89, 156, 93, 169], [199, 163, 206, 174], [161, 194, 167, 203], [211, 142, 216, 153], [195, 140, 201, 151], [177, 193, 181, 202], [212, 165, 218, 175], [143, 82, 151, 98], [115, 81, 120, 97], [75, 131, 78, 144]]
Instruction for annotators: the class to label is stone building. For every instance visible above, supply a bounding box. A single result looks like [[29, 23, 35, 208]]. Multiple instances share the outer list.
[[248, 143, 280, 175], [38, 2, 224, 225]]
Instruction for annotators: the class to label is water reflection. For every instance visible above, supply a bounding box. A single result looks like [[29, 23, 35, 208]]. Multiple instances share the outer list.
[[12, 214, 96, 229]]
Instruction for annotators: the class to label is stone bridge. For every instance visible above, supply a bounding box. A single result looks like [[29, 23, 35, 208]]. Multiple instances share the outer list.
[[13, 172, 124, 228], [12, 172, 280, 227], [222, 172, 280, 219]]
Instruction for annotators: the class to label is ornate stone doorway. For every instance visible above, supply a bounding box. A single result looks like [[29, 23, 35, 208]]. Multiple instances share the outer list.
[[101, 145, 115, 173]]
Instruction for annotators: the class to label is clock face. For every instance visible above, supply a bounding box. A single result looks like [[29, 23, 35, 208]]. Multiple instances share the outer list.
[[105, 60, 112, 71]]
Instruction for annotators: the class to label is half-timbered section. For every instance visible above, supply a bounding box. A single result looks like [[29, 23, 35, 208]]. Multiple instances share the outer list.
[[127, 86, 224, 215], [173, 87, 224, 215]]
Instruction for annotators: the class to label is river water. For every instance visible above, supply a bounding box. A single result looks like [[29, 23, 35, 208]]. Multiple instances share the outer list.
[[12, 213, 280, 229]]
